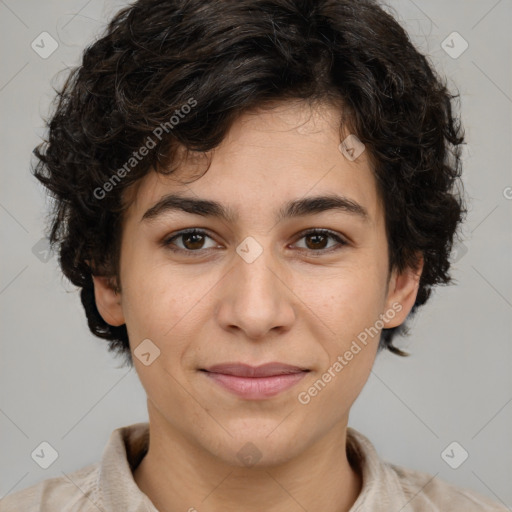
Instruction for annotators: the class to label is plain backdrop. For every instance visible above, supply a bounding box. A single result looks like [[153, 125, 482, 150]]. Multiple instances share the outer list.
[[1, 0, 511, 507]]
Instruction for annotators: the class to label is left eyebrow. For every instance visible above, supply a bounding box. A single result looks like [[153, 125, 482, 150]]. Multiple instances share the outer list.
[[140, 193, 370, 224]]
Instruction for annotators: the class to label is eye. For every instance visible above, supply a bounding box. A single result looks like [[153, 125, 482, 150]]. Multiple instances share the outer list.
[[162, 229, 219, 254], [162, 228, 347, 256], [292, 229, 347, 254]]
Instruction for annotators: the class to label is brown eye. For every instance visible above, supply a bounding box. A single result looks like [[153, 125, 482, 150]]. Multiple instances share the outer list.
[[293, 229, 347, 254], [304, 232, 329, 250], [180, 232, 207, 250], [162, 228, 347, 257], [163, 229, 218, 254]]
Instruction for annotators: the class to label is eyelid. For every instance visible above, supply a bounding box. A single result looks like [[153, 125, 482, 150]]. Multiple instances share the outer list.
[[293, 228, 348, 246]]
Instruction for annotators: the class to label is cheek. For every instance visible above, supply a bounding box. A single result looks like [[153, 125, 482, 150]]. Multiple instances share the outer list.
[[305, 263, 388, 342], [120, 250, 221, 360], [121, 241, 176, 310], [295, 269, 383, 414], [297, 344, 376, 429]]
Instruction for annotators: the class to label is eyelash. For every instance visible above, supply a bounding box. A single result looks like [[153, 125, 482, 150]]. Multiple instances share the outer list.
[[162, 228, 348, 256]]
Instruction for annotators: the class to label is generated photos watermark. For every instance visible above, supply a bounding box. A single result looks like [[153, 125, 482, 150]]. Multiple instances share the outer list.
[[93, 97, 197, 200], [297, 301, 403, 405]]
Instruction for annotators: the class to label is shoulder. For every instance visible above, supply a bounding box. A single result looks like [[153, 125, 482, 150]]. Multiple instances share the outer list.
[[0, 423, 151, 512], [346, 428, 508, 512], [0, 463, 99, 512], [387, 462, 508, 511]]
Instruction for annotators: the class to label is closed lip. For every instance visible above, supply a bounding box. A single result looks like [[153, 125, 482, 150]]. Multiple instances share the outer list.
[[201, 362, 309, 378]]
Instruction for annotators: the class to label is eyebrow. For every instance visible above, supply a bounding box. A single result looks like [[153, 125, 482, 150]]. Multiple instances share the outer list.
[[141, 193, 369, 224]]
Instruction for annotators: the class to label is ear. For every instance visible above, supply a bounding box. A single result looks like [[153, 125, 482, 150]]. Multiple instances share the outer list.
[[91, 274, 125, 327], [382, 254, 424, 329]]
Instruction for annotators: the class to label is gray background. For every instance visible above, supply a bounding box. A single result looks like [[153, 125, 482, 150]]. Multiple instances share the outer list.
[[1, 0, 511, 507]]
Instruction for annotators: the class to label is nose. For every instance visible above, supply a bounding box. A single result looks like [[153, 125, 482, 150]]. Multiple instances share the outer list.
[[214, 239, 296, 340]]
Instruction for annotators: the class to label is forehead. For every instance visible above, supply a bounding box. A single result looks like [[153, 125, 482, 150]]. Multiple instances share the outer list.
[[123, 101, 383, 227]]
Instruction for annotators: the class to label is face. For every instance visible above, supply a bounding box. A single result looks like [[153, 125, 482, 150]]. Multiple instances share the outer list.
[[93, 100, 422, 467]]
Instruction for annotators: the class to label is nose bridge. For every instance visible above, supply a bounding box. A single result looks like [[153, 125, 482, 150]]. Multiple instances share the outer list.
[[217, 234, 295, 338], [237, 234, 278, 289]]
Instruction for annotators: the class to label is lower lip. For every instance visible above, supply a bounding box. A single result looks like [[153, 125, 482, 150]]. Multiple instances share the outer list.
[[203, 371, 308, 399]]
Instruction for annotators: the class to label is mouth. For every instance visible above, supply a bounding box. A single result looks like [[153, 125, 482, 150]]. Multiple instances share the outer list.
[[199, 362, 310, 399]]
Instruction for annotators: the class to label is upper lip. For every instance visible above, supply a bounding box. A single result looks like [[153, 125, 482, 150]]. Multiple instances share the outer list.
[[202, 362, 309, 377]]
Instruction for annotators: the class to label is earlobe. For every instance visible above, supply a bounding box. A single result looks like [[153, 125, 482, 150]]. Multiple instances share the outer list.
[[91, 275, 125, 327], [383, 255, 424, 329]]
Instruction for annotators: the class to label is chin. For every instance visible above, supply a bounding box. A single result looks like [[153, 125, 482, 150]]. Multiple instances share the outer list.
[[205, 426, 308, 468]]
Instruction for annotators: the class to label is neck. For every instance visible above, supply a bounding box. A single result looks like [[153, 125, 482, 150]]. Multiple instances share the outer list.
[[134, 404, 362, 512]]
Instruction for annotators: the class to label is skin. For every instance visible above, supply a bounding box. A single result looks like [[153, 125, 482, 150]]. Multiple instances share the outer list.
[[92, 100, 423, 512]]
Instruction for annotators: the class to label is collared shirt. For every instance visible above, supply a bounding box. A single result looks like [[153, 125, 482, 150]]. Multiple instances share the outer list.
[[0, 422, 507, 511]]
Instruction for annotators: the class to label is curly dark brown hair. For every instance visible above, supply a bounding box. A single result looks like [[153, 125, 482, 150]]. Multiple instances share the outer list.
[[33, 0, 466, 367]]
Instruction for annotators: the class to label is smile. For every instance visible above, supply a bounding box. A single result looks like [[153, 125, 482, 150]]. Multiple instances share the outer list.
[[199, 362, 310, 400]]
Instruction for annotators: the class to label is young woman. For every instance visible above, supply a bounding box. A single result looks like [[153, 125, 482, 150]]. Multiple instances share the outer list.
[[1, 0, 506, 510]]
